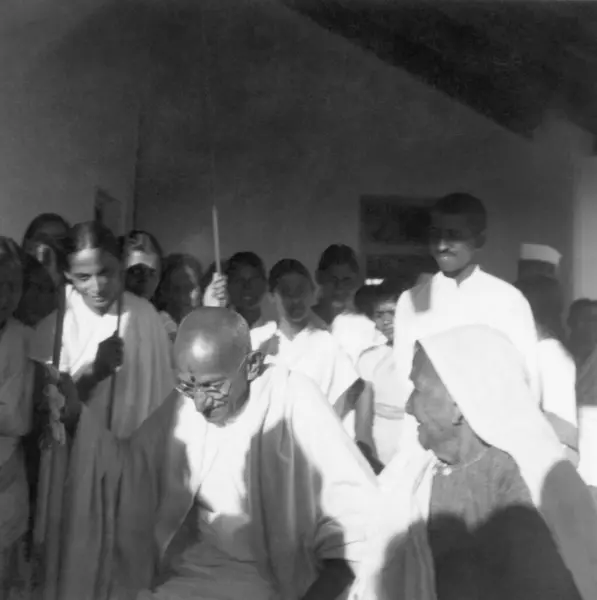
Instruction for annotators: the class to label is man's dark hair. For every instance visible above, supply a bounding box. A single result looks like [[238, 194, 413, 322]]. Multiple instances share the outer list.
[[433, 193, 487, 236], [226, 252, 266, 280], [268, 259, 312, 293], [317, 244, 359, 273]]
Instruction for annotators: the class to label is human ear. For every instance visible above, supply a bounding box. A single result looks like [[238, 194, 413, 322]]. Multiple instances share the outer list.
[[245, 351, 264, 381], [474, 230, 487, 250]]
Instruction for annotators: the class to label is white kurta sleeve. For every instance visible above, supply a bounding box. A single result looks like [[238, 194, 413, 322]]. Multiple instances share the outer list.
[[538, 339, 577, 427], [503, 295, 541, 403]]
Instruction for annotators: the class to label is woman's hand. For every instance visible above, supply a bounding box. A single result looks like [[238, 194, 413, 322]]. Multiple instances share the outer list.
[[203, 273, 228, 308], [92, 333, 124, 382]]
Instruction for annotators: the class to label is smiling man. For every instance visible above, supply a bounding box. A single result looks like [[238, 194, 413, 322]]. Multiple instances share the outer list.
[[55, 307, 376, 600], [391, 193, 540, 453]]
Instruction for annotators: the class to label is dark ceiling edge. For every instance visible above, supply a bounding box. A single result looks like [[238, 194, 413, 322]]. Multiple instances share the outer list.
[[282, 0, 539, 138]]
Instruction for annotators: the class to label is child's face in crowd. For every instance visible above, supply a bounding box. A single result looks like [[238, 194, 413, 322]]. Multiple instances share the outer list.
[[318, 263, 359, 310], [373, 297, 397, 344]]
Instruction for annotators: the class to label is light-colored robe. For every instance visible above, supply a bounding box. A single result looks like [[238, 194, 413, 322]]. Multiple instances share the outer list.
[[393, 266, 540, 453], [537, 338, 578, 452], [57, 365, 377, 600], [357, 344, 403, 465], [250, 315, 358, 419], [30, 286, 174, 600], [0, 319, 33, 591]]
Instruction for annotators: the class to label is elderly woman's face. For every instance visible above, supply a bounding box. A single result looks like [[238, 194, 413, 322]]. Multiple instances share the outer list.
[[406, 349, 462, 462]]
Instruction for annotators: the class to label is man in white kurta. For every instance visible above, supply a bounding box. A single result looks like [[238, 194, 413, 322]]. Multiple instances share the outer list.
[[393, 194, 539, 452], [56, 308, 377, 600]]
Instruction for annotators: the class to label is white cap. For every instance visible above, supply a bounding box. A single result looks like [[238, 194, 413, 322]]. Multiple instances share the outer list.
[[520, 243, 561, 267]]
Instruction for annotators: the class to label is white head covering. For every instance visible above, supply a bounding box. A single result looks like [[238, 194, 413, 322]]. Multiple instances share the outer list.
[[353, 325, 597, 600], [520, 243, 562, 267]]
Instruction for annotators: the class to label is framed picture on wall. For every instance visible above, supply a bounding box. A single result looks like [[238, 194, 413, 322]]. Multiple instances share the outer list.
[[94, 188, 124, 236], [360, 195, 437, 288]]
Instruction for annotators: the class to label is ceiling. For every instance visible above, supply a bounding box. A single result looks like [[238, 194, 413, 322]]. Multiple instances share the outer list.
[[285, 0, 597, 142]]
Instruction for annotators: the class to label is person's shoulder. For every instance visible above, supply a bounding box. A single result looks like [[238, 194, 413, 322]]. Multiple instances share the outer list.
[[124, 292, 161, 320], [475, 269, 525, 300]]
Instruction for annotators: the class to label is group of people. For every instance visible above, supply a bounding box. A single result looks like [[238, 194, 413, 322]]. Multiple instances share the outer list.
[[1, 191, 597, 600]]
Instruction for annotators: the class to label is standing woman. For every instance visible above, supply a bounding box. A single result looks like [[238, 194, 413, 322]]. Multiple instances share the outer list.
[[154, 254, 228, 343], [29, 222, 175, 600], [121, 230, 163, 302], [22, 213, 70, 249], [32, 221, 174, 435], [16, 234, 65, 328], [0, 237, 33, 597]]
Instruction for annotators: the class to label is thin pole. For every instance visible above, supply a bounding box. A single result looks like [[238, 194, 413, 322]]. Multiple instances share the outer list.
[[199, 8, 221, 273]]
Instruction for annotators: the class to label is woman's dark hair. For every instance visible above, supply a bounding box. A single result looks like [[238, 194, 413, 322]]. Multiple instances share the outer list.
[[23, 232, 67, 277], [226, 252, 266, 280], [317, 244, 359, 273], [22, 213, 70, 246], [65, 221, 121, 261], [433, 193, 487, 236], [268, 259, 313, 293], [516, 275, 565, 342], [121, 230, 164, 265], [154, 253, 203, 312]]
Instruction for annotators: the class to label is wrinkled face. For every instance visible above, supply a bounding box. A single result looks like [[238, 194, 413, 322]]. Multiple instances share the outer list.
[[373, 298, 397, 344], [273, 273, 314, 326], [176, 350, 262, 427], [406, 349, 461, 461], [0, 262, 23, 325], [125, 264, 160, 301], [429, 213, 478, 276], [318, 263, 359, 309], [228, 264, 266, 312], [68, 249, 122, 313], [18, 265, 57, 326], [164, 265, 201, 324]]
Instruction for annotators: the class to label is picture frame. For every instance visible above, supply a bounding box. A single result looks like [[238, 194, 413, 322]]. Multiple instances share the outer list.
[[360, 195, 437, 288]]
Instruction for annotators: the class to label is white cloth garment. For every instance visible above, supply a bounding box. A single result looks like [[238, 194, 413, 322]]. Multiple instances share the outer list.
[[33, 285, 174, 437], [357, 344, 403, 465], [60, 365, 377, 600], [577, 345, 597, 486], [353, 325, 597, 600], [393, 266, 540, 453], [537, 338, 577, 448], [250, 314, 358, 418]]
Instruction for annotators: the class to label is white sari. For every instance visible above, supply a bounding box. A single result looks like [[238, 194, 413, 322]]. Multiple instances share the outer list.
[[30, 286, 174, 600], [251, 314, 358, 421], [353, 325, 597, 600], [0, 319, 33, 593]]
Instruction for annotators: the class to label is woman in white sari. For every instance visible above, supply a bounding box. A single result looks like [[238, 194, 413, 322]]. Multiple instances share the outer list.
[[30, 221, 174, 600], [251, 259, 362, 430], [0, 237, 33, 597], [354, 325, 597, 600]]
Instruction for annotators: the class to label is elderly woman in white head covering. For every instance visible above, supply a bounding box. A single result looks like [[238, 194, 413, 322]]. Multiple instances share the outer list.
[[353, 325, 597, 600]]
